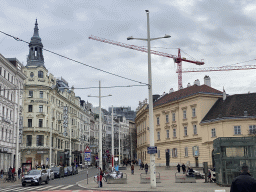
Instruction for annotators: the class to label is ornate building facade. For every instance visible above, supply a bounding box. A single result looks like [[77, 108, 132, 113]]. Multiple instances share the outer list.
[[21, 20, 90, 168], [0, 54, 26, 171]]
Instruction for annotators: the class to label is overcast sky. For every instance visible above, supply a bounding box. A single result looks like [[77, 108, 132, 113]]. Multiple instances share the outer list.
[[1, 0, 256, 111]]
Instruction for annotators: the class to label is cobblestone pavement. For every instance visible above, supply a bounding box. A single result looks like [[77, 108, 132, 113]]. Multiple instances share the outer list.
[[78, 166, 231, 192]]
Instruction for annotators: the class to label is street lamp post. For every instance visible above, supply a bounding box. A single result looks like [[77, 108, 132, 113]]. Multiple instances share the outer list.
[[127, 10, 171, 189], [88, 81, 112, 170], [111, 106, 114, 170]]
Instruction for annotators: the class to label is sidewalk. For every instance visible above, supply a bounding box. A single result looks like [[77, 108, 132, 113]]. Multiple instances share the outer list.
[[78, 166, 230, 192]]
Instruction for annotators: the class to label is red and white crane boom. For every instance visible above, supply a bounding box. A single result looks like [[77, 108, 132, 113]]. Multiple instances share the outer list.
[[89, 35, 204, 89]]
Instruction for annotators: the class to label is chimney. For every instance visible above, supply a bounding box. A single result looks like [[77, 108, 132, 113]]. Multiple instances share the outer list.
[[204, 75, 211, 87], [194, 79, 200, 86], [223, 87, 226, 101], [169, 88, 174, 93], [187, 83, 191, 87]]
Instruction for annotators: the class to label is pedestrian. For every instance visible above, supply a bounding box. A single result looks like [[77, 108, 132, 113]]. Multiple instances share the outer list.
[[99, 168, 104, 187], [131, 164, 134, 175], [177, 163, 181, 173], [182, 163, 186, 174], [141, 162, 144, 170], [8, 167, 12, 181], [18, 168, 21, 179], [230, 165, 256, 192], [0, 169, 3, 179], [12, 167, 15, 179], [145, 163, 148, 174]]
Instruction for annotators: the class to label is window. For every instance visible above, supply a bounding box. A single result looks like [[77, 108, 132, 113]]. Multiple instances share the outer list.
[[166, 115, 169, 123], [211, 128, 216, 137], [192, 146, 199, 157], [156, 117, 160, 125], [234, 126, 241, 135], [249, 125, 256, 134], [39, 105, 43, 112], [173, 128, 176, 137], [27, 135, 32, 146], [166, 130, 170, 139], [172, 148, 178, 157], [0, 67, 1, 75], [28, 119, 32, 127], [30, 72, 34, 78], [192, 108, 196, 117], [193, 124, 197, 135], [38, 71, 44, 78], [28, 105, 33, 112], [185, 147, 188, 157], [39, 91, 43, 98], [183, 110, 187, 119], [39, 119, 43, 127], [36, 135, 44, 146], [8, 73, 9, 81], [29, 90, 33, 98], [184, 127, 187, 136], [172, 113, 175, 122], [157, 150, 160, 158], [157, 131, 160, 140]]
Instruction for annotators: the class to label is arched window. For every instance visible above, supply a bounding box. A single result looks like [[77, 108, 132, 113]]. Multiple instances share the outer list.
[[38, 71, 44, 78]]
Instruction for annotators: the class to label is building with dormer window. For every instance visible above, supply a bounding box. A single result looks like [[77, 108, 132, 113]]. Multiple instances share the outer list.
[[21, 20, 90, 168]]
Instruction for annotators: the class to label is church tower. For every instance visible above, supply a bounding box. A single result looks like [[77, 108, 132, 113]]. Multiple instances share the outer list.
[[26, 19, 45, 67]]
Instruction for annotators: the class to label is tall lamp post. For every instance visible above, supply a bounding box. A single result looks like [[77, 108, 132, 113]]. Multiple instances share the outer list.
[[127, 10, 171, 188], [88, 81, 112, 170]]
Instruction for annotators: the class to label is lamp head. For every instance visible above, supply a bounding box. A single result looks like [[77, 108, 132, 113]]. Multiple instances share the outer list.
[[145, 10, 149, 13], [164, 34, 171, 38], [127, 36, 133, 40]]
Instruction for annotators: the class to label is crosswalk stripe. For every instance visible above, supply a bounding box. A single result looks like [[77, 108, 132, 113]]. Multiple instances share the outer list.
[[47, 185, 64, 190], [60, 184, 74, 189], [35, 185, 53, 190]]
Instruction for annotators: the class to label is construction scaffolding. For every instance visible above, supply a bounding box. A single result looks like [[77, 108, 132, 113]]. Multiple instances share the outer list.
[[213, 137, 256, 186]]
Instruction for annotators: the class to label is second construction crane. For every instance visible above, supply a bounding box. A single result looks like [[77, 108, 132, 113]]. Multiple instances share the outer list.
[[89, 35, 204, 89]]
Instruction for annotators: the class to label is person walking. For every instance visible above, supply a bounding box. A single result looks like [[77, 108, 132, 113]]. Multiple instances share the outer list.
[[18, 168, 21, 179], [145, 163, 148, 174], [99, 168, 104, 187], [177, 163, 181, 173], [131, 164, 134, 175], [0, 169, 3, 179], [182, 163, 186, 174], [230, 165, 256, 192]]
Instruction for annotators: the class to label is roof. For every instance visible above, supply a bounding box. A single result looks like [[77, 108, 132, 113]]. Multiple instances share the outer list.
[[201, 93, 256, 123], [153, 84, 222, 107]]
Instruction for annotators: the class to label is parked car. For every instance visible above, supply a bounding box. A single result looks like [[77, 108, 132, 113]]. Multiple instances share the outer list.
[[73, 166, 78, 174], [51, 167, 64, 178], [22, 169, 49, 186], [64, 167, 71, 176], [46, 169, 54, 180], [67, 166, 74, 175]]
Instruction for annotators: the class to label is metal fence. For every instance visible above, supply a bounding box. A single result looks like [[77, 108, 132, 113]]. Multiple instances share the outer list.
[[213, 137, 256, 186]]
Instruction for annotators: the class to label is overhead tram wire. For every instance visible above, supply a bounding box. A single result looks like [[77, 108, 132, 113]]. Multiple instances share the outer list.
[[0, 84, 148, 91], [0, 30, 147, 86]]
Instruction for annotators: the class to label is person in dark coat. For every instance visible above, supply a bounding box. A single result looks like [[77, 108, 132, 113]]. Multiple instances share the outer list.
[[177, 163, 181, 173], [230, 165, 256, 192], [145, 163, 148, 174], [181, 163, 186, 174], [18, 168, 21, 179]]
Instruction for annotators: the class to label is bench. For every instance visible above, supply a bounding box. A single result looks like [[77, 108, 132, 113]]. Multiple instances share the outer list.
[[107, 173, 127, 184], [175, 173, 196, 183], [140, 172, 161, 184]]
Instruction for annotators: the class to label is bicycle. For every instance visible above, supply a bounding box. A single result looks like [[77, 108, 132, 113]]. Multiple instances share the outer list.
[[4, 175, 16, 183]]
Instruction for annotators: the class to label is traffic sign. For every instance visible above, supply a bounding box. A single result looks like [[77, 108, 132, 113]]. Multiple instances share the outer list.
[[85, 152, 91, 161], [46, 158, 49, 161], [147, 146, 157, 154], [85, 146, 91, 152]]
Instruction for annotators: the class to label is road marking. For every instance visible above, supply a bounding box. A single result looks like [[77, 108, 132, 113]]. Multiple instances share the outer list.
[[60, 184, 74, 189], [47, 185, 64, 190], [35, 185, 53, 190]]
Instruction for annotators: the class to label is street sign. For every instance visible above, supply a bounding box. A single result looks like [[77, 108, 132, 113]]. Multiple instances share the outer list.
[[46, 158, 49, 161], [85, 146, 91, 152], [85, 152, 91, 162], [147, 146, 157, 154]]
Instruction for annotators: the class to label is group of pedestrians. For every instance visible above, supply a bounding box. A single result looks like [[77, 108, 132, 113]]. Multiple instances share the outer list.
[[130, 162, 148, 175], [176, 163, 187, 174]]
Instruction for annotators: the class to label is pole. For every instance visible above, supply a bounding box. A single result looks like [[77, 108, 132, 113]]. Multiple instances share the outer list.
[[111, 106, 114, 170], [87, 160, 88, 184], [146, 10, 156, 188], [15, 86, 20, 179], [119, 122, 121, 166], [49, 124, 52, 167], [99, 81, 102, 170], [70, 123, 72, 166], [130, 127, 132, 161]]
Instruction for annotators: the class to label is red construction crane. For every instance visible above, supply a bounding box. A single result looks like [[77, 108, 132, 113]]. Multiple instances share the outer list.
[[180, 64, 256, 73], [88, 35, 204, 89]]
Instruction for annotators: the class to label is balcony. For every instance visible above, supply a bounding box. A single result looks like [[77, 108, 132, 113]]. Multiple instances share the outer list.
[[23, 127, 50, 133]]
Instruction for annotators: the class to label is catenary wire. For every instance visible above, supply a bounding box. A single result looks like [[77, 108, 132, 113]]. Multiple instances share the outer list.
[[0, 30, 148, 86]]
